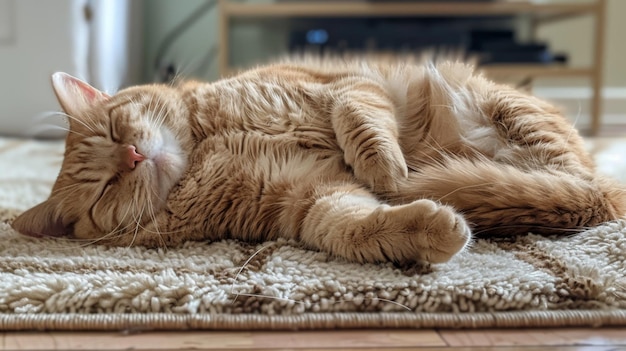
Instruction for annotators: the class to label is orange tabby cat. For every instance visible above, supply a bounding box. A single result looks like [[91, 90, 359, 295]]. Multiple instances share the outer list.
[[11, 56, 626, 264]]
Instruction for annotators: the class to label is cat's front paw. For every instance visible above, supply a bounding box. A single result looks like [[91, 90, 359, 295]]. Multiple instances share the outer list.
[[354, 140, 408, 193], [388, 199, 472, 263]]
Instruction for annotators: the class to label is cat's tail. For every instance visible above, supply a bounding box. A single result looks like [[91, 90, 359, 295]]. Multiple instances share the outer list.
[[387, 157, 626, 236]]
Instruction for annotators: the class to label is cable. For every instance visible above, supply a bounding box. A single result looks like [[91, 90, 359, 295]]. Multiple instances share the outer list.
[[153, 0, 217, 82]]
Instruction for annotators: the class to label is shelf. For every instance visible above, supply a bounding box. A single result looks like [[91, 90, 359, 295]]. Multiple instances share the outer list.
[[480, 65, 593, 78], [222, 1, 598, 18], [218, 0, 607, 135]]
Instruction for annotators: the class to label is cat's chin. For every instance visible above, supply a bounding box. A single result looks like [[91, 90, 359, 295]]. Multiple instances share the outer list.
[[152, 151, 187, 195], [140, 127, 188, 203]]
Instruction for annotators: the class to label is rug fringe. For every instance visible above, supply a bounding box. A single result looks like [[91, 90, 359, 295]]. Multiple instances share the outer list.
[[1, 310, 625, 331]]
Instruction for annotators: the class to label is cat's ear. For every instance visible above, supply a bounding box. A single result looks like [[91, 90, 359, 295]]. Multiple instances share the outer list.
[[11, 199, 69, 238], [51, 72, 110, 118]]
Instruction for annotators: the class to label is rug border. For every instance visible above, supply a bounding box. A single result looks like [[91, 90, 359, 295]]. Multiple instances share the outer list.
[[1, 310, 625, 331]]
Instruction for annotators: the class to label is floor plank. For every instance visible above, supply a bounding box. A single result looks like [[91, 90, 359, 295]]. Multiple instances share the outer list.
[[4, 332, 254, 351], [438, 328, 626, 347], [2, 330, 445, 350], [250, 330, 445, 348]]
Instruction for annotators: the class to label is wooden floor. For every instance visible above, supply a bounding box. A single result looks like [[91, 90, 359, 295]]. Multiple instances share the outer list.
[[3, 328, 626, 350]]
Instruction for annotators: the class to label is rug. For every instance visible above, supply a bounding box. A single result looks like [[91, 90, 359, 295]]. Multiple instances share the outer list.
[[1, 137, 625, 331]]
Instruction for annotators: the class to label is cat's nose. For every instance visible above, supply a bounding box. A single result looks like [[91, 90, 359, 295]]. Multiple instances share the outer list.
[[124, 145, 145, 169]]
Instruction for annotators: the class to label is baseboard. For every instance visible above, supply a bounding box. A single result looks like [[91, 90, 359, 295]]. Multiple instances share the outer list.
[[532, 87, 626, 129]]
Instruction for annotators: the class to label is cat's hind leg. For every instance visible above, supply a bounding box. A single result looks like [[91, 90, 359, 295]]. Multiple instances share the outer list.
[[386, 156, 625, 236], [284, 182, 471, 264]]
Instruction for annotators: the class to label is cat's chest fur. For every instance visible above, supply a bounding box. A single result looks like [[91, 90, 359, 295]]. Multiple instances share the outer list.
[[164, 78, 349, 239]]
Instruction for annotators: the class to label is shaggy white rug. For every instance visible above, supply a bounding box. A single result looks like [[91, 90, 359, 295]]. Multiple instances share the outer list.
[[0, 137, 625, 330]]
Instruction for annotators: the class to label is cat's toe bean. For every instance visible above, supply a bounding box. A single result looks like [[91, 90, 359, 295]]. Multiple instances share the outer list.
[[391, 199, 471, 263], [421, 204, 471, 263]]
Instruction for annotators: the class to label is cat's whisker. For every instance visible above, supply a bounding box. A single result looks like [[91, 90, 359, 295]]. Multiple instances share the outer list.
[[127, 227, 185, 236], [32, 110, 74, 122], [44, 110, 72, 120], [362, 297, 412, 311], [165, 59, 198, 86], [419, 137, 467, 168], [168, 71, 187, 87], [32, 110, 99, 136], [144, 190, 166, 248], [438, 182, 511, 202], [62, 113, 99, 135], [230, 243, 275, 303], [100, 198, 137, 246], [56, 183, 91, 199], [429, 104, 456, 110], [128, 193, 146, 248], [408, 139, 447, 168], [144, 94, 157, 131], [24, 124, 89, 139], [151, 98, 169, 132], [229, 292, 306, 306], [561, 101, 583, 170], [56, 227, 131, 248], [129, 96, 143, 111], [147, 97, 171, 141], [228, 292, 412, 311], [472, 224, 588, 236], [153, 94, 171, 132]]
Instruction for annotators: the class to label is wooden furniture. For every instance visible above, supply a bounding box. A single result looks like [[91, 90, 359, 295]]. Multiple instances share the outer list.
[[218, 0, 607, 135]]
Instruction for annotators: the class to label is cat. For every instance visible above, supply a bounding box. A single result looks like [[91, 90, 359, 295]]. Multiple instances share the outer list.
[[11, 55, 626, 264]]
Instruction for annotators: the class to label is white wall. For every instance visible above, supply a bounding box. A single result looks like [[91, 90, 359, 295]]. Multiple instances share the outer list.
[[0, 0, 144, 138], [0, 0, 84, 138]]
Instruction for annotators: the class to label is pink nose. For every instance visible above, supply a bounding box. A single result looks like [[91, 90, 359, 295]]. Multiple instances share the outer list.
[[125, 145, 145, 169]]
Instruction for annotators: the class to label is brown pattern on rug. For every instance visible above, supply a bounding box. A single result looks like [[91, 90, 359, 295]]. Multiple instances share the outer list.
[[496, 232, 626, 310], [0, 208, 20, 224]]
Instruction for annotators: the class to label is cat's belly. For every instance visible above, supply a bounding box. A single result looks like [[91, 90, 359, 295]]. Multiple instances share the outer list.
[[165, 133, 350, 242]]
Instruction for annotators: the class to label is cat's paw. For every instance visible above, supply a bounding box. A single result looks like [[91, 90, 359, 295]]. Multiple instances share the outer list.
[[387, 199, 472, 263], [353, 140, 408, 193]]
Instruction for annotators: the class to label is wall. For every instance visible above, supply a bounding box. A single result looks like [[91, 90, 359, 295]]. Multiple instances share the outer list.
[[0, 0, 146, 138], [0, 0, 84, 137], [534, 0, 625, 127], [143, 0, 287, 83], [535, 0, 624, 87]]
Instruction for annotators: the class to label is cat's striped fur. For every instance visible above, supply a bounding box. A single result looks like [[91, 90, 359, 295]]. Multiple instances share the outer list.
[[12, 56, 626, 264]]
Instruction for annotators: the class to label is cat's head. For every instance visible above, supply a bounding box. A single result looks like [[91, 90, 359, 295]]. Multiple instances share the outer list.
[[12, 73, 191, 243]]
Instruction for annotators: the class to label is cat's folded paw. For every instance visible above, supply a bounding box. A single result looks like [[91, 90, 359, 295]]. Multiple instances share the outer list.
[[354, 140, 408, 193]]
